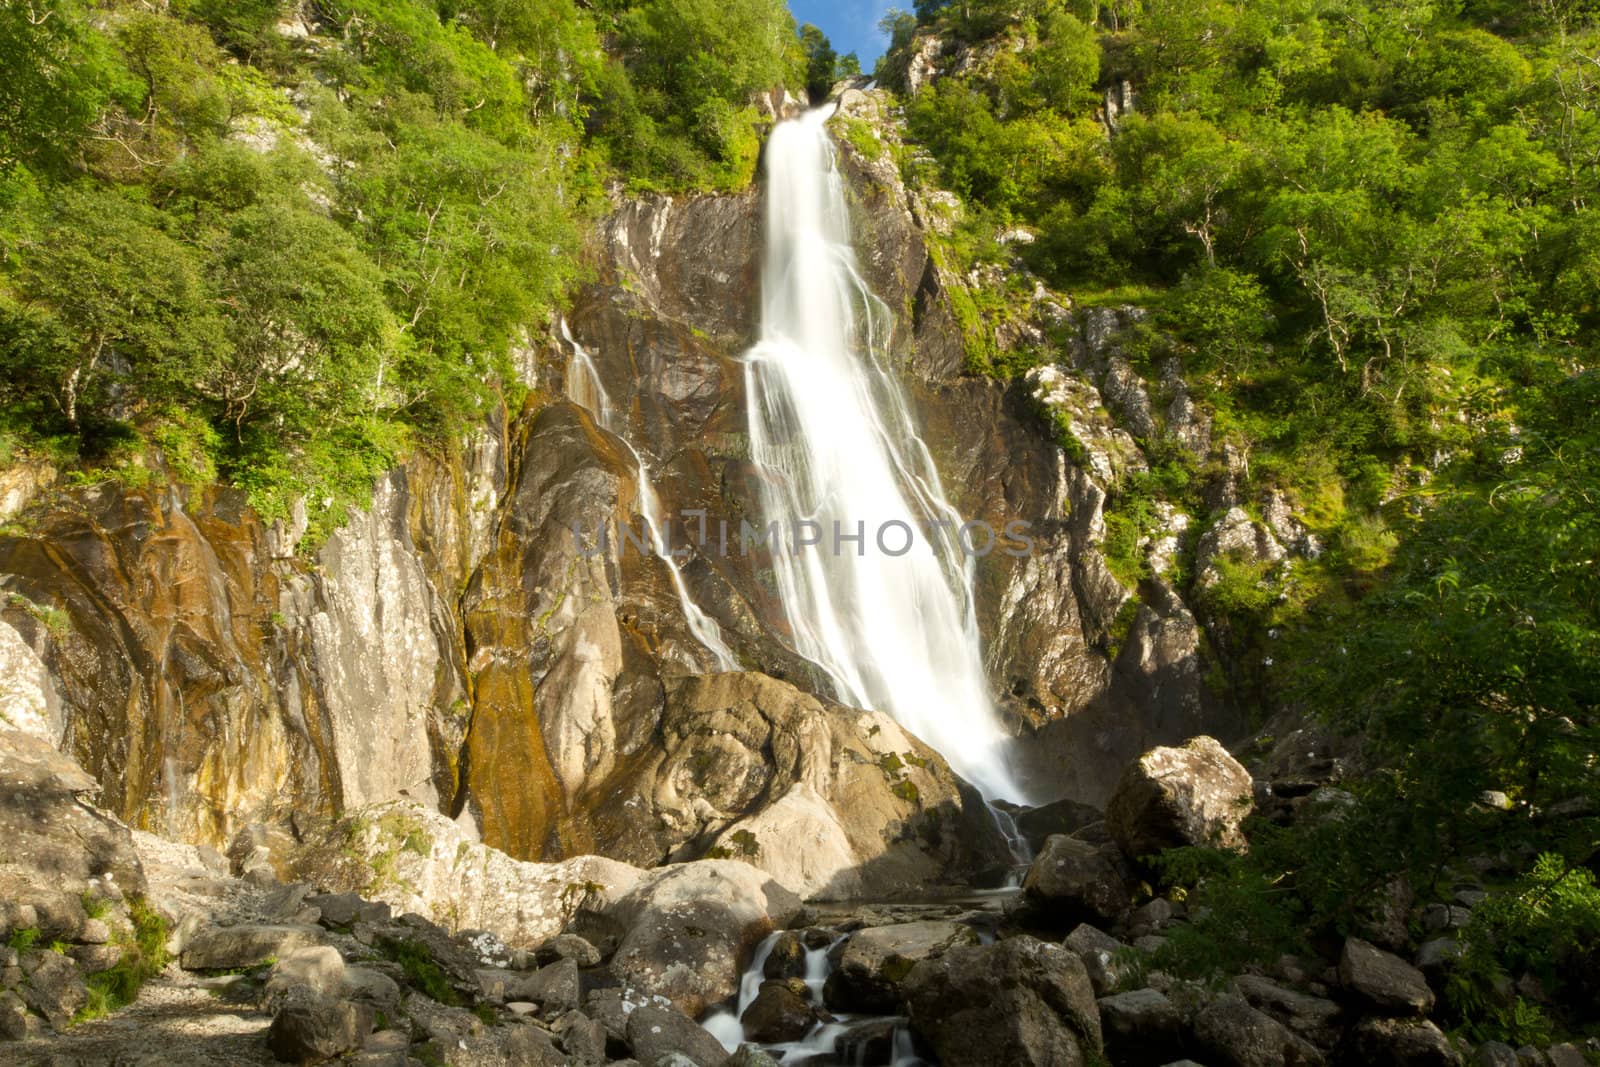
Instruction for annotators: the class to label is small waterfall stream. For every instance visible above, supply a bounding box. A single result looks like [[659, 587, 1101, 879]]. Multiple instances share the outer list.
[[560, 321, 740, 671], [702, 931, 927, 1066]]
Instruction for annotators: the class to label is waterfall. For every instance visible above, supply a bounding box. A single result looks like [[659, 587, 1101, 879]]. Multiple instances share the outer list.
[[742, 109, 1026, 806], [560, 320, 740, 672]]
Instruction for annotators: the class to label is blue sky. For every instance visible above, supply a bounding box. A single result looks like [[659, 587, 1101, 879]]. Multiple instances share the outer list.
[[788, 1, 895, 69]]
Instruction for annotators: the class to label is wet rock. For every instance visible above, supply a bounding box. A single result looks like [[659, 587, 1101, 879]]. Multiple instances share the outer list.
[[725, 1045, 783, 1067], [904, 936, 1102, 1067], [267, 988, 374, 1064], [606, 860, 801, 1017], [1193, 993, 1324, 1067], [1098, 988, 1185, 1065], [1348, 1017, 1462, 1066], [1015, 835, 1136, 928], [1339, 937, 1435, 1016], [1107, 736, 1254, 860], [762, 931, 809, 980], [740, 978, 817, 1043], [180, 923, 326, 971], [624, 1003, 729, 1067], [824, 920, 977, 1013]]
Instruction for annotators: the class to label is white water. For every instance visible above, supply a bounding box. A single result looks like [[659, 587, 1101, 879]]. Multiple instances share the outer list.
[[703, 930, 926, 1065], [560, 321, 740, 671], [743, 108, 1026, 805]]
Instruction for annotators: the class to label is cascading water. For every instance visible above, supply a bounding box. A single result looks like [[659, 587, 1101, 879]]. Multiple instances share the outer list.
[[742, 108, 1027, 809], [560, 321, 740, 672]]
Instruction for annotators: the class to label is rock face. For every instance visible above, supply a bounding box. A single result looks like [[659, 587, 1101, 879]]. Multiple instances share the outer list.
[[903, 937, 1102, 1067], [1107, 736, 1255, 859], [0, 88, 1247, 889]]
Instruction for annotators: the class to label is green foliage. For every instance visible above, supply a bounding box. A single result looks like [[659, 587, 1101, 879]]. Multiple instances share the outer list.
[[378, 935, 460, 1005], [593, 0, 804, 190], [7, 926, 40, 953], [76, 896, 171, 1024]]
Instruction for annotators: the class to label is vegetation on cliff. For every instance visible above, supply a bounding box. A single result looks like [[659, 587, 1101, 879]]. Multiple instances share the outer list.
[[883, 0, 1599, 1045], [0, 0, 812, 540]]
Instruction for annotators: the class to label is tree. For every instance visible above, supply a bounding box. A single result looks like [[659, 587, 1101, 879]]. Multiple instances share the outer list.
[[0, 0, 110, 172], [799, 23, 838, 103]]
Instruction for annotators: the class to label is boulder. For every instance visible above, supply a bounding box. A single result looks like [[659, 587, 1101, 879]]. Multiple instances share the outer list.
[[1015, 835, 1136, 927], [1107, 736, 1254, 860], [19, 950, 86, 1030], [1193, 994, 1324, 1067], [268, 989, 374, 1064], [1063, 923, 1134, 997], [508, 957, 580, 1018], [554, 1009, 608, 1061], [1098, 988, 1186, 1065], [1339, 937, 1435, 1016], [904, 936, 1102, 1067], [624, 1004, 729, 1067], [605, 860, 801, 1017], [1233, 974, 1342, 1047], [1348, 1017, 1463, 1066], [264, 946, 348, 1009], [1475, 1042, 1520, 1067], [181, 923, 327, 971], [535, 933, 602, 967], [740, 978, 818, 1043], [824, 920, 977, 1013], [0, 989, 33, 1041], [307, 893, 390, 929]]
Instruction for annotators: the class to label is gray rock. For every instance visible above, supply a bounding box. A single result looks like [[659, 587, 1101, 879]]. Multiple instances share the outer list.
[[1232, 974, 1341, 1047], [1417, 937, 1465, 977], [904, 936, 1102, 1067], [0, 988, 32, 1040], [824, 920, 977, 1012], [536, 933, 602, 968], [1476, 1042, 1521, 1067], [308, 892, 390, 928], [724, 1045, 783, 1067], [267, 989, 374, 1063], [68, 943, 122, 974], [761, 930, 809, 980], [1107, 737, 1254, 861], [264, 945, 347, 1009], [1016, 835, 1136, 927], [1098, 988, 1185, 1065], [606, 861, 801, 1017], [342, 966, 402, 1014], [19, 950, 86, 1030], [740, 978, 816, 1043], [1193, 993, 1323, 1067], [508, 957, 580, 1018], [554, 1009, 608, 1062], [624, 1004, 729, 1067], [180, 923, 325, 971], [1339, 937, 1435, 1015], [1545, 1045, 1587, 1067], [1348, 1017, 1462, 1066], [1423, 904, 1471, 932]]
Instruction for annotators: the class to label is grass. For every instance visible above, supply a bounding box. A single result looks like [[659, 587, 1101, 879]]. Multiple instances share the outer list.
[[74, 897, 170, 1024]]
